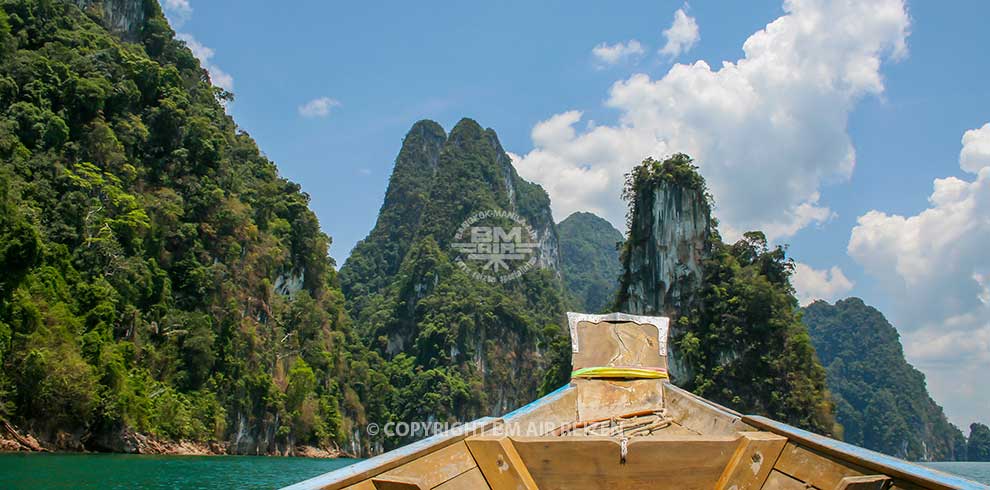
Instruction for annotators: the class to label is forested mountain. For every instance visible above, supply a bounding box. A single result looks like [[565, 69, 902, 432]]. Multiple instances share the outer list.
[[0, 0, 394, 455], [339, 118, 571, 423], [614, 155, 836, 434], [557, 211, 623, 313], [803, 298, 967, 461], [969, 423, 990, 462]]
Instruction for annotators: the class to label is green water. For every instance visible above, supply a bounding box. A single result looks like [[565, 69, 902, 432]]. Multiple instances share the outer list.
[[0, 453, 358, 490]]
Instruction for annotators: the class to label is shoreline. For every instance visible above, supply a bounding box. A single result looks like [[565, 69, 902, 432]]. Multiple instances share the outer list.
[[1, 420, 347, 459]]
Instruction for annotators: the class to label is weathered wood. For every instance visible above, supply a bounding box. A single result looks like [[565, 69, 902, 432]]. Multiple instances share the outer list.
[[512, 435, 739, 490], [433, 468, 490, 490], [340, 482, 375, 490], [834, 475, 892, 490], [369, 477, 423, 490], [744, 415, 984, 490], [715, 431, 788, 490], [280, 418, 497, 490], [496, 385, 577, 437], [379, 441, 476, 489], [762, 470, 808, 490], [465, 436, 539, 490], [663, 383, 747, 436], [572, 319, 666, 371], [574, 378, 663, 421], [775, 442, 865, 490]]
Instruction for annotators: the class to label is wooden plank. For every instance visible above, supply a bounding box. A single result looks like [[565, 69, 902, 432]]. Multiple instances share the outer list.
[[512, 435, 740, 490], [465, 436, 539, 490], [715, 431, 788, 490], [744, 415, 986, 490], [497, 384, 577, 437], [664, 383, 747, 436], [572, 319, 666, 371], [379, 441, 476, 489], [341, 482, 376, 490], [279, 418, 498, 490], [834, 475, 892, 490], [762, 470, 808, 490], [370, 478, 424, 490], [775, 442, 865, 490], [433, 468, 490, 490], [574, 378, 663, 421]]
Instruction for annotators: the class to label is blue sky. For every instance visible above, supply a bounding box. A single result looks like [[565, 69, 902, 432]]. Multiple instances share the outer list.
[[164, 0, 990, 429]]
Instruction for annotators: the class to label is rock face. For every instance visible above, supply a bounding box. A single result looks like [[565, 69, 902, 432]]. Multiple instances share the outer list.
[[614, 155, 835, 434], [615, 155, 711, 380], [617, 173, 711, 318], [73, 0, 148, 41], [804, 298, 968, 461], [340, 119, 568, 426], [557, 212, 624, 313]]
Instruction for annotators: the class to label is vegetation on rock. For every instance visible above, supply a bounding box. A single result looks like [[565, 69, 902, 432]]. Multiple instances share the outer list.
[[968, 423, 990, 462], [339, 118, 571, 440], [557, 212, 623, 313], [803, 298, 966, 461], [615, 155, 836, 434], [0, 0, 391, 455]]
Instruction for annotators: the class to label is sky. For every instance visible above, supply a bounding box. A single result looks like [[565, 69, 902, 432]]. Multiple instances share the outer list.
[[162, 0, 990, 430]]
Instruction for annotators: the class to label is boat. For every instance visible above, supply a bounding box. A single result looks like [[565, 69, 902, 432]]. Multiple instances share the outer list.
[[282, 312, 987, 490]]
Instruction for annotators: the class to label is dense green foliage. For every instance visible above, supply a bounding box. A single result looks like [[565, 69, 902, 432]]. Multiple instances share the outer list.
[[0, 0, 393, 454], [969, 423, 990, 462], [617, 155, 836, 434], [557, 212, 623, 313], [803, 298, 966, 460], [340, 119, 570, 429]]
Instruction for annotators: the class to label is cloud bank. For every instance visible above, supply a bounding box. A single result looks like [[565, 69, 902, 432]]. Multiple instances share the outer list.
[[849, 123, 990, 427], [513, 0, 910, 243]]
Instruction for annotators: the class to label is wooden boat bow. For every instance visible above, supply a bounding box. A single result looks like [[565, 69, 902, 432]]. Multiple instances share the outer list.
[[281, 313, 988, 490]]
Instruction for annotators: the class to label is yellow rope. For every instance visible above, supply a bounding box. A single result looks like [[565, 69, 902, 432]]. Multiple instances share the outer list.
[[570, 366, 668, 379]]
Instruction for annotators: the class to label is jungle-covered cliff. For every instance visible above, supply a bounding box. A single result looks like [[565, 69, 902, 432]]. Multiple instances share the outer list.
[[0, 0, 393, 456], [339, 118, 570, 426], [557, 211, 623, 313], [614, 154, 835, 434], [803, 298, 967, 461]]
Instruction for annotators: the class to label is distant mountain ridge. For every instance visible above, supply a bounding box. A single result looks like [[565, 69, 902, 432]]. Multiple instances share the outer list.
[[803, 298, 967, 461], [339, 118, 570, 427], [557, 212, 623, 313]]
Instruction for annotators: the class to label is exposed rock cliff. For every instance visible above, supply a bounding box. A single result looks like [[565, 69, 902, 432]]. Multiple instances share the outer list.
[[614, 155, 835, 434], [73, 0, 149, 41]]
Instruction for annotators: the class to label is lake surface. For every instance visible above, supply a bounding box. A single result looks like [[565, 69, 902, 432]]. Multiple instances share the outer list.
[[0, 453, 358, 490], [1, 453, 989, 489], [924, 462, 990, 486]]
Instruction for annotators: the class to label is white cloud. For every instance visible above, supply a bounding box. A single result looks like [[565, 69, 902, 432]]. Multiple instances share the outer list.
[[960, 122, 990, 173], [592, 40, 645, 66], [177, 33, 233, 92], [792, 263, 854, 306], [298, 97, 341, 118], [162, 0, 192, 27], [660, 7, 700, 58], [848, 123, 990, 427], [513, 0, 910, 242]]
